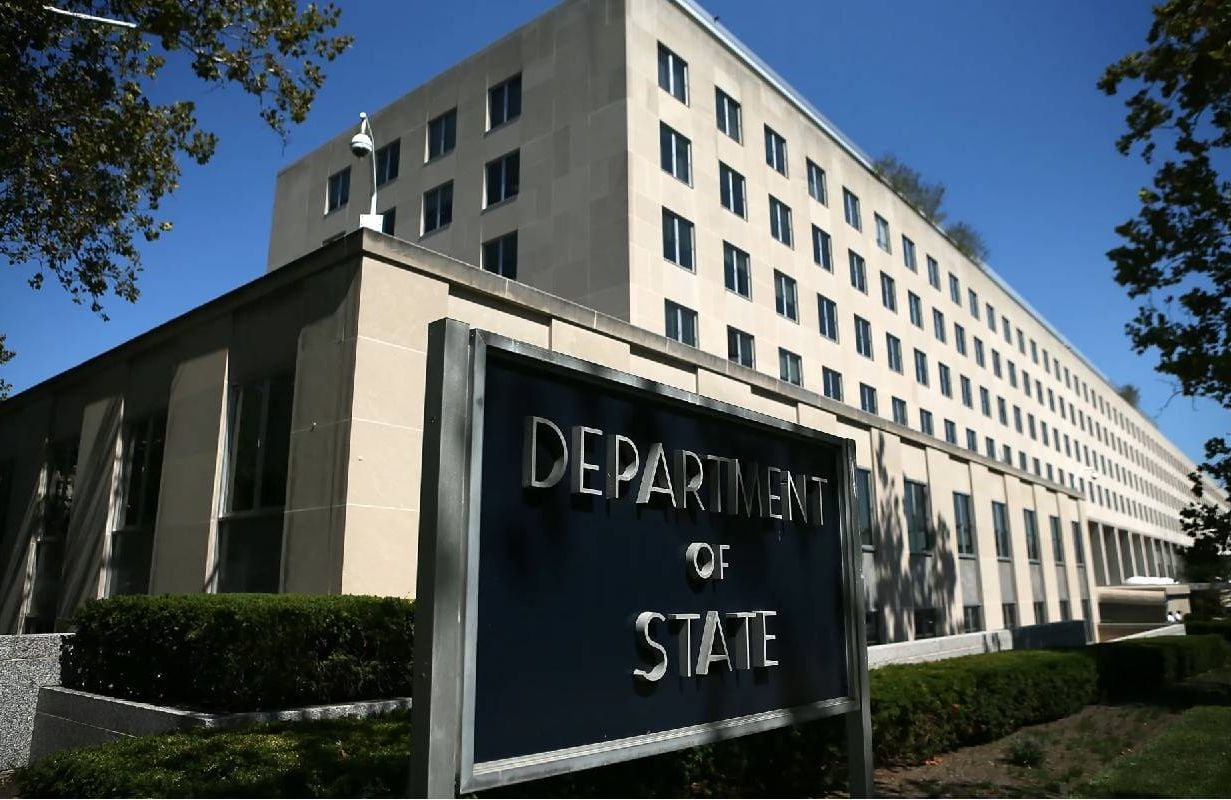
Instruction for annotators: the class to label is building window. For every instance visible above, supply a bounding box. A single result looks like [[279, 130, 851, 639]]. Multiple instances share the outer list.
[[914, 349, 929, 385], [859, 383, 878, 415], [905, 480, 932, 552], [24, 439, 78, 632], [108, 412, 167, 596], [482, 231, 518, 279], [807, 159, 827, 204], [817, 294, 839, 341], [933, 308, 947, 343], [325, 167, 350, 214], [488, 73, 522, 129], [854, 316, 873, 359], [966, 428, 978, 451], [902, 236, 917, 271], [727, 326, 755, 368], [886, 333, 903, 373], [1033, 601, 1048, 624], [1023, 509, 1040, 562], [375, 139, 400, 186], [1060, 600, 1071, 621], [927, 256, 940, 289], [427, 108, 457, 160], [812, 225, 832, 270], [659, 123, 692, 183], [485, 150, 520, 206], [657, 43, 688, 103], [949, 273, 961, 304], [769, 196, 793, 246], [849, 250, 867, 293], [963, 605, 983, 633], [880, 272, 897, 312], [980, 386, 991, 416], [953, 492, 975, 555], [939, 363, 952, 397], [908, 292, 923, 328], [665, 300, 698, 347], [997, 396, 1007, 425], [423, 181, 453, 234], [774, 271, 798, 321], [381, 207, 397, 235], [662, 208, 695, 270], [715, 88, 741, 141], [992, 349, 1002, 378], [944, 418, 957, 444], [843, 187, 861, 230], [992, 500, 1011, 558], [1002, 602, 1018, 628], [914, 608, 938, 639], [822, 367, 843, 401], [1002, 315, 1012, 345], [765, 125, 788, 175], [719, 163, 747, 217], [779, 349, 803, 386], [919, 409, 934, 436], [1050, 516, 1064, 563], [874, 214, 891, 252], [969, 289, 980, 318], [855, 468, 874, 547], [974, 337, 986, 367], [219, 374, 294, 594], [1072, 521, 1086, 565], [892, 397, 908, 425], [987, 303, 996, 331], [723, 242, 751, 298], [960, 375, 973, 407]]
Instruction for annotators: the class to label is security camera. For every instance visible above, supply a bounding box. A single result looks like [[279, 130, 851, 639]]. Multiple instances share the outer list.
[[350, 112, 373, 157]]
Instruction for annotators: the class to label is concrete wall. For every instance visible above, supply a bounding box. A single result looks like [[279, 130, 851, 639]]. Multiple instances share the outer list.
[[0, 634, 66, 770]]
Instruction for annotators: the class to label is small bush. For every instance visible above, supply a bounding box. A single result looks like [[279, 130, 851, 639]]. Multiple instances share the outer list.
[[63, 594, 415, 713], [1091, 634, 1231, 701], [1005, 736, 1046, 768]]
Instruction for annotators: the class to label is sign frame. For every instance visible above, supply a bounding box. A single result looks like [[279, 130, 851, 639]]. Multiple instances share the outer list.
[[409, 318, 873, 796]]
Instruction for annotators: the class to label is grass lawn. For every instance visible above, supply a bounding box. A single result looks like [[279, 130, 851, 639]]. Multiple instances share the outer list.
[[1083, 706, 1231, 798]]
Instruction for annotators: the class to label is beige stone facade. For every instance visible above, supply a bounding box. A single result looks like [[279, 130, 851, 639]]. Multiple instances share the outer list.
[[0, 0, 1221, 640]]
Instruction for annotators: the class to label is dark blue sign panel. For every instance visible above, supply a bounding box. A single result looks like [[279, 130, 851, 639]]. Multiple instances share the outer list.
[[464, 343, 854, 777]]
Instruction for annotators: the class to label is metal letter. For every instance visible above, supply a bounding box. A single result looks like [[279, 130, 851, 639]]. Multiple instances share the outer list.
[[673, 449, 706, 510], [728, 459, 762, 518], [668, 613, 701, 677], [569, 425, 604, 496], [808, 475, 829, 526], [695, 610, 733, 675], [765, 466, 783, 520], [605, 433, 640, 499], [752, 611, 780, 668], [635, 441, 676, 506], [685, 541, 715, 580], [783, 471, 808, 524], [522, 416, 568, 489], [633, 611, 668, 682], [717, 544, 730, 579], [703, 455, 727, 512], [726, 611, 757, 670]]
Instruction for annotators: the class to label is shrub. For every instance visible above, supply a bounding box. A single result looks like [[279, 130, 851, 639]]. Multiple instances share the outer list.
[[16, 712, 412, 798], [1005, 736, 1046, 768], [63, 594, 415, 713], [869, 649, 1097, 766], [1186, 618, 1231, 645], [1091, 634, 1231, 701]]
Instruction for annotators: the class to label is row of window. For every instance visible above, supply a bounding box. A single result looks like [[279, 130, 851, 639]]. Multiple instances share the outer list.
[[656, 37, 1188, 517]]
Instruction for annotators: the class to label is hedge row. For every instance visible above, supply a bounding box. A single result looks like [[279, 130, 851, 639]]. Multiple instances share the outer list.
[[63, 594, 415, 713], [1090, 634, 1231, 702], [1186, 618, 1231, 645]]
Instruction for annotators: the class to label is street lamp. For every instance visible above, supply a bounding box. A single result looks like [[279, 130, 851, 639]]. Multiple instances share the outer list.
[[350, 112, 384, 233]]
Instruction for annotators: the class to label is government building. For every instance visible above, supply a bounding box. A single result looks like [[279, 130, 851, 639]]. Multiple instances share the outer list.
[[0, 0, 1222, 642]]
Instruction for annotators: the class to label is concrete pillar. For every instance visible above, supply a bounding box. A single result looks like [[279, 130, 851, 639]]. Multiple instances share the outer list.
[[148, 323, 230, 595]]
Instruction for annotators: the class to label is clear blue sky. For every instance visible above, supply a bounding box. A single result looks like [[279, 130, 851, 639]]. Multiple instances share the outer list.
[[2, 0, 1225, 465]]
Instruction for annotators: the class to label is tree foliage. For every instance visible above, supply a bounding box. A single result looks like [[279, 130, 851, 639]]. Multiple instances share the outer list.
[[0, 0, 352, 392], [0, 335, 12, 399], [1117, 383, 1142, 408], [873, 153, 990, 263], [1100, 0, 1231, 568]]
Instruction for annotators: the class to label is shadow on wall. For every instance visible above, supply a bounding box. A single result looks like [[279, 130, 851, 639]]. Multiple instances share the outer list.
[[0, 457, 46, 633], [873, 431, 908, 643], [932, 515, 958, 636]]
